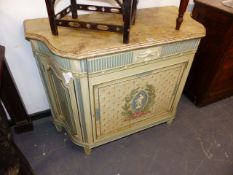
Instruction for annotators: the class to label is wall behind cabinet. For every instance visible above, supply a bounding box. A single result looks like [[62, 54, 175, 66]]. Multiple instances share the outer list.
[[0, 0, 192, 114]]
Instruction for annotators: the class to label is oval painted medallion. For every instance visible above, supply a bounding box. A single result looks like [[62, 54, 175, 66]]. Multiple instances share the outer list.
[[131, 90, 148, 112]]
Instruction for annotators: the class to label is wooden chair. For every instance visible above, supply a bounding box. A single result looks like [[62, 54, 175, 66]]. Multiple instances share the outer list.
[[0, 45, 34, 175], [0, 46, 33, 133], [44, 0, 190, 44], [45, 0, 138, 44]]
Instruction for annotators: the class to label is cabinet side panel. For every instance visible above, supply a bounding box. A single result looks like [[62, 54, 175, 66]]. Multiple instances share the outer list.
[[31, 40, 83, 142]]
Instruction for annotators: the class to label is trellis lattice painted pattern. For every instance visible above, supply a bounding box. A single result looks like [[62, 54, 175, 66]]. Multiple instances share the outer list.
[[93, 63, 186, 139]]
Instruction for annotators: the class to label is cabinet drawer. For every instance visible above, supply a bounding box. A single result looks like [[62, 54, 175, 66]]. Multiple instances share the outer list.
[[85, 39, 199, 74], [223, 40, 233, 69], [223, 55, 233, 69], [211, 65, 233, 95]]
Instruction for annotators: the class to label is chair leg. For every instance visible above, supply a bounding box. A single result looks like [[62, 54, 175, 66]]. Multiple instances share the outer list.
[[132, 0, 138, 25], [70, 0, 78, 19], [123, 0, 133, 44], [176, 0, 190, 30], [45, 0, 58, 35]]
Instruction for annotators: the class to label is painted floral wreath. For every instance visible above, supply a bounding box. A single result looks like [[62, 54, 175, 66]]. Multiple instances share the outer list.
[[121, 84, 155, 120]]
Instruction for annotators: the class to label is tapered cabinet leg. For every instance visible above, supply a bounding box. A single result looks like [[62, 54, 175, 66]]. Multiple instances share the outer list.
[[54, 124, 63, 132], [176, 0, 190, 30], [83, 147, 92, 155], [167, 118, 174, 126], [123, 0, 133, 44]]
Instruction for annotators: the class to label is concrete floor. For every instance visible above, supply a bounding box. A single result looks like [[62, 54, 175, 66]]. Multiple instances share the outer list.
[[14, 96, 233, 175]]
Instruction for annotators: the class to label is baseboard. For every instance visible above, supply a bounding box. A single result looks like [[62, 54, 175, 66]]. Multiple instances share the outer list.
[[29, 109, 51, 121], [8, 110, 51, 133], [8, 109, 51, 126]]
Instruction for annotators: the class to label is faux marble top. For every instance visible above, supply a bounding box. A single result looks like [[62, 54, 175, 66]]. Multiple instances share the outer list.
[[24, 6, 205, 60]]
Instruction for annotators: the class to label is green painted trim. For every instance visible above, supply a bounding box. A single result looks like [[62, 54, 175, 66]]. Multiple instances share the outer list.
[[75, 79, 88, 142], [87, 51, 133, 73], [161, 39, 200, 57]]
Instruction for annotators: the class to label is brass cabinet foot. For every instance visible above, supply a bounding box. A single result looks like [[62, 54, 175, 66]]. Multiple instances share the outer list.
[[84, 147, 92, 155], [167, 119, 174, 126], [55, 124, 63, 132]]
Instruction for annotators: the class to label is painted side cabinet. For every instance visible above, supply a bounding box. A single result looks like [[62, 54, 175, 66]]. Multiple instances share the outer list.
[[24, 7, 205, 154]]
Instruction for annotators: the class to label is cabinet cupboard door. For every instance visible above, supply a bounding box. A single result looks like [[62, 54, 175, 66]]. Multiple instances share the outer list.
[[36, 55, 83, 141], [89, 59, 188, 141]]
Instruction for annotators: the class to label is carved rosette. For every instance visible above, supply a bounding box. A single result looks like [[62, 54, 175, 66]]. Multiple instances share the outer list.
[[134, 47, 162, 63]]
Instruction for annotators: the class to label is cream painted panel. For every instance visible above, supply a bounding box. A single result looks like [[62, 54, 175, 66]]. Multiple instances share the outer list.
[[88, 53, 192, 143], [34, 52, 83, 142]]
